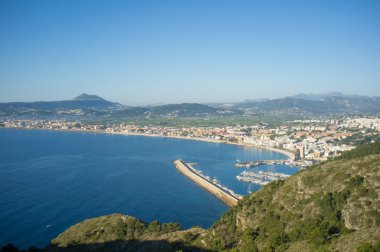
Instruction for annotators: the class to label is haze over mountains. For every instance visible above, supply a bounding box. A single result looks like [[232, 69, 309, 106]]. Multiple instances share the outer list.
[[0, 92, 379, 120]]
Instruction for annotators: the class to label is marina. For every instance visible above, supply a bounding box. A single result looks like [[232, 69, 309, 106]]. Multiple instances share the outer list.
[[235, 159, 289, 168], [235, 159, 308, 168], [236, 170, 290, 185]]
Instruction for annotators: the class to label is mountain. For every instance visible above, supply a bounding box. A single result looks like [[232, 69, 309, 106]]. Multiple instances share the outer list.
[[146, 103, 240, 117], [290, 92, 369, 101], [0, 94, 123, 111], [0, 96, 242, 119], [73, 93, 106, 101], [6, 142, 378, 252], [234, 96, 380, 114], [290, 92, 345, 101], [1, 92, 380, 120]]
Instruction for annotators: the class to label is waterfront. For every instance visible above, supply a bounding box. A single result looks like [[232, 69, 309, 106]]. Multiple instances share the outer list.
[[0, 128, 296, 248]]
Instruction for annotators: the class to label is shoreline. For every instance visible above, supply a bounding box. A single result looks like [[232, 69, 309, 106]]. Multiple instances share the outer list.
[[1, 126, 295, 160], [89, 130, 296, 160], [100, 130, 295, 160], [225, 141, 295, 160]]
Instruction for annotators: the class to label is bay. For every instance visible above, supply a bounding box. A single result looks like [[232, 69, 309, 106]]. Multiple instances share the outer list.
[[0, 128, 297, 248]]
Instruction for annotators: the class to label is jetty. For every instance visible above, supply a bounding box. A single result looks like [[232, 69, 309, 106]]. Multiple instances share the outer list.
[[173, 160, 241, 207]]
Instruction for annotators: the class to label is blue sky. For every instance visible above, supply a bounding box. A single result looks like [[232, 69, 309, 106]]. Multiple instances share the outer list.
[[0, 0, 379, 105]]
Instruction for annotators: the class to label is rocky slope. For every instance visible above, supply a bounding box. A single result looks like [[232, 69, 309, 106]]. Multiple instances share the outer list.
[[47, 214, 207, 252], [203, 154, 380, 251]]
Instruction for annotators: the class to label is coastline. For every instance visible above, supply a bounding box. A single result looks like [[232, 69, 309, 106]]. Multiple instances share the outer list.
[[1, 126, 295, 160], [225, 141, 295, 160], [114, 132, 295, 160]]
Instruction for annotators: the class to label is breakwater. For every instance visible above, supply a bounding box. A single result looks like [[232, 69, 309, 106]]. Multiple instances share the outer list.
[[173, 160, 240, 207]]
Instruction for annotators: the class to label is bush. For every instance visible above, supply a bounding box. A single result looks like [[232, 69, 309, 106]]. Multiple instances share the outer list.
[[161, 222, 181, 234], [0, 244, 19, 252], [146, 220, 161, 233], [357, 241, 380, 252], [335, 142, 380, 160]]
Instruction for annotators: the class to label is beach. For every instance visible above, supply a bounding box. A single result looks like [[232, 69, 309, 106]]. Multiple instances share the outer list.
[[110, 131, 296, 161]]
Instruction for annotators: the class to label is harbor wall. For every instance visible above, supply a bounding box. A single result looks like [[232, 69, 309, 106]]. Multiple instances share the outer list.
[[173, 160, 239, 207]]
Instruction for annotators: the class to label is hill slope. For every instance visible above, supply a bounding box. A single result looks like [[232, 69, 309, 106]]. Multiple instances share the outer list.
[[205, 154, 380, 251]]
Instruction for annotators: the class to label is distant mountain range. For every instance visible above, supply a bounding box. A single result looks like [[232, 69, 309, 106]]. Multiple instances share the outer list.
[[0, 92, 379, 120], [0, 94, 241, 119], [231, 95, 380, 114], [288, 92, 369, 101]]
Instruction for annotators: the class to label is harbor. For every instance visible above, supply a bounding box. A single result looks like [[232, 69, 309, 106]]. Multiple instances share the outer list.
[[236, 170, 290, 185], [173, 160, 242, 207], [235, 159, 289, 168], [235, 159, 308, 168]]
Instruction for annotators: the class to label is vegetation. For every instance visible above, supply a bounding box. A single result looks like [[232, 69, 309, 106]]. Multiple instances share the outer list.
[[95, 115, 298, 128], [202, 142, 380, 251], [335, 141, 380, 160], [356, 241, 380, 252], [48, 214, 183, 247]]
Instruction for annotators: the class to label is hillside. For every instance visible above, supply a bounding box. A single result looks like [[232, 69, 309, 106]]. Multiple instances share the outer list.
[[205, 154, 380, 251], [0, 96, 241, 120], [2, 143, 380, 252], [45, 215, 207, 252], [233, 96, 380, 114]]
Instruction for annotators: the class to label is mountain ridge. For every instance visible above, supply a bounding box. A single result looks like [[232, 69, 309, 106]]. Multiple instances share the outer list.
[[288, 92, 372, 101], [73, 93, 106, 101], [0, 94, 123, 111], [1, 93, 380, 120]]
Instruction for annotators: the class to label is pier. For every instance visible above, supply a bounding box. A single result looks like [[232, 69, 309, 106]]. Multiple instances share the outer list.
[[173, 160, 241, 207]]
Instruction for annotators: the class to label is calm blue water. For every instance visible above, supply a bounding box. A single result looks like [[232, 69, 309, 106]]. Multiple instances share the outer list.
[[0, 128, 298, 248]]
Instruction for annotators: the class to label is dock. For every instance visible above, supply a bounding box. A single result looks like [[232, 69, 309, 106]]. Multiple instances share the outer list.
[[173, 160, 240, 207], [236, 170, 290, 185], [235, 159, 290, 168]]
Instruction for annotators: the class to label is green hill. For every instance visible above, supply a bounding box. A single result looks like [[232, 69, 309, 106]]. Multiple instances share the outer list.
[[334, 141, 380, 160], [2, 143, 380, 252], [205, 153, 380, 251]]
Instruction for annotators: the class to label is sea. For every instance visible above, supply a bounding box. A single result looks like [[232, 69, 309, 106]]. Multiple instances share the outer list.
[[0, 128, 298, 248]]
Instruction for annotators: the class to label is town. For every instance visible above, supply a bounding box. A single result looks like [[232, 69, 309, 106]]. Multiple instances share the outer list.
[[2, 116, 380, 166]]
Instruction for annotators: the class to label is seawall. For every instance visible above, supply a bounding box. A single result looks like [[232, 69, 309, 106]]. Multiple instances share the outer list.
[[173, 160, 239, 207]]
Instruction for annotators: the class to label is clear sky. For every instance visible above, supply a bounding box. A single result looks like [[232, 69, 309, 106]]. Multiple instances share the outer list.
[[0, 0, 379, 105]]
